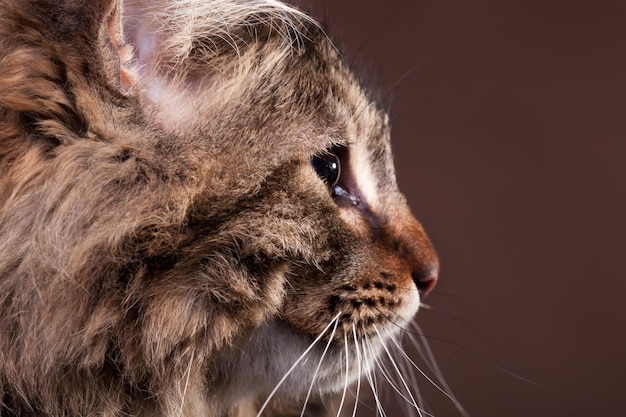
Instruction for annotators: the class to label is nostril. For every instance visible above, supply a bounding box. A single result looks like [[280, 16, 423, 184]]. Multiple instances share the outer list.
[[411, 266, 438, 297]]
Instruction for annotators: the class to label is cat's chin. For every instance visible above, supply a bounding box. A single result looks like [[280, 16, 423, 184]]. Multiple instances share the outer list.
[[219, 315, 409, 408]]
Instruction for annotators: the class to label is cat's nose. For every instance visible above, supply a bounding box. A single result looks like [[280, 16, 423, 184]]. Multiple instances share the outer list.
[[412, 264, 438, 297], [389, 212, 439, 298]]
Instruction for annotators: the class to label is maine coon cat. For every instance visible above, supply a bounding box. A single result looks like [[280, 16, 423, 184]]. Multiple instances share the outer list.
[[0, 0, 443, 416]]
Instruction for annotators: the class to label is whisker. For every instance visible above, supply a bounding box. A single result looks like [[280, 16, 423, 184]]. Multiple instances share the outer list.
[[255, 313, 341, 417], [350, 323, 362, 417], [349, 0, 417, 68], [386, 325, 467, 416], [298, 319, 340, 417], [414, 306, 540, 370], [418, 303, 505, 352], [418, 320, 550, 395], [373, 315, 466, 415], [361, 334, 387, 417], [385, 57, 428, 93], [408, 322, 458, 392], [372, 347, 419, 412], [335, 331, 350, 417], [370, 326, 424, 417], [372, 305, 479, 352], [364, 328, 422, 412], [396, 350, 431, 417]]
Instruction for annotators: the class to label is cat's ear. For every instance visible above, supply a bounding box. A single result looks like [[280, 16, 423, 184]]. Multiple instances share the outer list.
[[46, 0, 137, 94], [122, 1, 339, 161], [0, 0, 136, 141]]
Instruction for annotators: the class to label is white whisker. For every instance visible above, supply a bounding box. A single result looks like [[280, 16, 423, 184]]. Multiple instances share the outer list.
[[350, 323, 362, 417], [373, 325, 424, 417], [256, 313, 342, 417], [298, 319, 340, 417], [406, 323, 444, 379], [397, 347, 428, 417], [408, 323, 468, 416], [363, 329, 419, 413], [388, 327, 464, 413], [361, 333, 387, 417], [335, 331, 350, 417]]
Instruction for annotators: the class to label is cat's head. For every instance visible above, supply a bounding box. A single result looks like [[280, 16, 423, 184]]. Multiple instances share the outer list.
[[0, 0, 438, 415]]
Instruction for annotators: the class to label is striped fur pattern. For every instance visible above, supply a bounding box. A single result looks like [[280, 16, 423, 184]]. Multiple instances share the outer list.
[[0, 1, 441, 416]]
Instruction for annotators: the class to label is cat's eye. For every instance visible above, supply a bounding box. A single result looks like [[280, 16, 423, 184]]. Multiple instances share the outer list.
[[311, 151, 341, 191]]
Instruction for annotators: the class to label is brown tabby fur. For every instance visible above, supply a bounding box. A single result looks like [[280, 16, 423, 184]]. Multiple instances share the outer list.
[[0, 1, 439, 416]]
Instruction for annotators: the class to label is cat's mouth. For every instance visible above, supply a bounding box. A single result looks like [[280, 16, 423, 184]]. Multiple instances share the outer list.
[[229, 319, 383, 399]]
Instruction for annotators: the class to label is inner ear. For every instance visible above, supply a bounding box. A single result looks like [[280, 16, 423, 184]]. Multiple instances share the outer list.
[[92, 0, 136, 94], [104, 2, 135, 91]]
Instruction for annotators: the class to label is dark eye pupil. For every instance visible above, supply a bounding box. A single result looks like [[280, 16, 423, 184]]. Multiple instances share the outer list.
[[311, 152, 341, 190]]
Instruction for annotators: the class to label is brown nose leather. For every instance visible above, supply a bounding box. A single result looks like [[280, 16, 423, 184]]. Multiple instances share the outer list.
[[411, 264, 438, 297]]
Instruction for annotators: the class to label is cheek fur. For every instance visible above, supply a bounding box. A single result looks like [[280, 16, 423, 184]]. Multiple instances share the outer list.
[[282, 246, 422, 342]]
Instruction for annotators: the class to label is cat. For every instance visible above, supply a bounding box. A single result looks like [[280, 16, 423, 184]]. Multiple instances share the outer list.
[[0, 1, 440, 416]]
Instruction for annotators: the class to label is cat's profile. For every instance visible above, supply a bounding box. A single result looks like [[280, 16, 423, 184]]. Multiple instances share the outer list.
[[0, 1, 441, 416]]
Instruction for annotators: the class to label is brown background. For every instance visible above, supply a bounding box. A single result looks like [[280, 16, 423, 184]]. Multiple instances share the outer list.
[[292, 1, 625, 416]]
